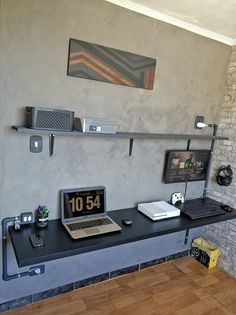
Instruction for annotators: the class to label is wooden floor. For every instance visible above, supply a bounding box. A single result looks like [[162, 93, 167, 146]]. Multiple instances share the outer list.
[[7, 257, 236, 315]]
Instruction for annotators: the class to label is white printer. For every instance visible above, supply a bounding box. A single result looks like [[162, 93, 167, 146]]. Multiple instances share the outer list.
[[138, 201, 180, 221]]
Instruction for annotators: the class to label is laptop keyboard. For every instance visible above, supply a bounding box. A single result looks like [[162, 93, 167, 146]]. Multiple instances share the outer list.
[[67, 217, 113, 231]]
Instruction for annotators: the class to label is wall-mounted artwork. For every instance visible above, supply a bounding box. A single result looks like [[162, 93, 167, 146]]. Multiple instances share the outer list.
[[67, 39, 156, 90]]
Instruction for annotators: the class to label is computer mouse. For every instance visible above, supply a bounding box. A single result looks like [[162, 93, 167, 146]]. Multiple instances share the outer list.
[[221, 204, 233, 212], [122, 218, 133, 226]]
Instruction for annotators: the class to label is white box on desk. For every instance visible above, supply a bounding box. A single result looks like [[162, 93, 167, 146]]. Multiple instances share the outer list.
[[138, 201, 180, 221]]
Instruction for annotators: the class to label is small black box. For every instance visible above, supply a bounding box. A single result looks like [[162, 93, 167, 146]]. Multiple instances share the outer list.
[[25, 107, 74, 131]]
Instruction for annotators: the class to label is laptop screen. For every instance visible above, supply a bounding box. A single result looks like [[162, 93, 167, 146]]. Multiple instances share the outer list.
[[61, 187, 106, 221]]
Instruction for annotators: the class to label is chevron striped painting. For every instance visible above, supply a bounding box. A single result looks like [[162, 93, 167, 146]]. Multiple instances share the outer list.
[[67, 39, 156, 90]]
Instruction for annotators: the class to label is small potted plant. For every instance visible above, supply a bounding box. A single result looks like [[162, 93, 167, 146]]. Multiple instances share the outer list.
[[36, 205, 49, 228]]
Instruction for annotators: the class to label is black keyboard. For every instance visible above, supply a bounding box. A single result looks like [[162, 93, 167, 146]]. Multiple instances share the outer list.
[[181, 206, 225, 220], [68, 217, 113, 231]]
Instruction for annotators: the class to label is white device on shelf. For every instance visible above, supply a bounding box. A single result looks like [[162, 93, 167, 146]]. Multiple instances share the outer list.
[[171, 192, 184, 205], [74, 117, 118, 134], [138, 201, 180, 221]]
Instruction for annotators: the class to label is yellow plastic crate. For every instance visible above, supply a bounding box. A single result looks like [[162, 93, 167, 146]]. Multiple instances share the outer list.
[[192, 237, 220, 269]]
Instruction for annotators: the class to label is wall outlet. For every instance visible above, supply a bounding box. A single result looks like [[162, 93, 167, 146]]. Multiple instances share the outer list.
[[29, 265, 45, 277], [194, 116, 205, 129], [21, 212, 33, 224]]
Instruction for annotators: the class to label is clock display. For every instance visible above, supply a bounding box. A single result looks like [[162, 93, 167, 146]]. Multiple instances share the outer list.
[[64, 188, 105, 218]]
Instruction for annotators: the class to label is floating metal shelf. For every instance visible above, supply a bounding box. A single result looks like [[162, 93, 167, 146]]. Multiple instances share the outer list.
[[12, 126, 228, 158], [11, 126, 228, 141]]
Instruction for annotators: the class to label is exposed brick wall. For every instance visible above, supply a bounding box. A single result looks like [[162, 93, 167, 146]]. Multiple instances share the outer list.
[[203, 46, 236, 277]]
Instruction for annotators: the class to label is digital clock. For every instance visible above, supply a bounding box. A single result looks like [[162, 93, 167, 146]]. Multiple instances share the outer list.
[[62, 187, 105, 219]]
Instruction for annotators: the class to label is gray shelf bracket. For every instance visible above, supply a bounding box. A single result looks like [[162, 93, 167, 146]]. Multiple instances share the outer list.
[[184, 229, 190, 244], [129, 138, 134, 156], [186, 139, 191, 151], [49, 134, 55, 158]]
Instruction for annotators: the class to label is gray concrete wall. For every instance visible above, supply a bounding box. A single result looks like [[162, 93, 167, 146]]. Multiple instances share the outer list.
[[0, 0, 231, 303], [203, 46, 236, 277]]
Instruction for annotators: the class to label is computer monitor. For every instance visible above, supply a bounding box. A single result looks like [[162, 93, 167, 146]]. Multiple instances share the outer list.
[[163, 150, 211, 184]]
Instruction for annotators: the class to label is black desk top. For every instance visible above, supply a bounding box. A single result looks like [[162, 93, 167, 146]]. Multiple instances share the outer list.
[[9, 198, 236, 267]]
